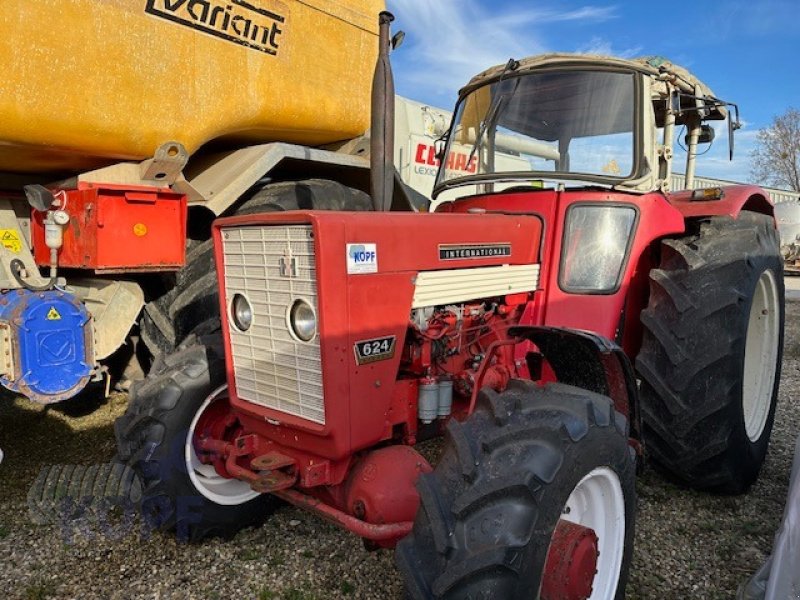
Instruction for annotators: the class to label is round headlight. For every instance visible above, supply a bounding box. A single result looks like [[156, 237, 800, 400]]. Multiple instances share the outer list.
[[289, 299, 317, 342], [231, 294, 252, 331]]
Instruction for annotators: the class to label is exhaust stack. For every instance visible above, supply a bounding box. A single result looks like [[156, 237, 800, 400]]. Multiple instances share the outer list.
[[369, 11, 395, 212]]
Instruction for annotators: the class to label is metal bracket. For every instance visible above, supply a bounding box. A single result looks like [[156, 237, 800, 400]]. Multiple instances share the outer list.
[[139, 142, 189, 185], [250, 451, 297, 493]]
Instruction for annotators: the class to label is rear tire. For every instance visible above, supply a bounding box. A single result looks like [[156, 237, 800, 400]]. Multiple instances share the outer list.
[[139, 179, 371, 360], [636, 211, 784, 493], [114, 338, 274, 541], [396, 381, 635, 599]]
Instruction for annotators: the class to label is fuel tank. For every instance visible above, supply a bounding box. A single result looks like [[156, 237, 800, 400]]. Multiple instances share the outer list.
[[0, 0, 382, 175]]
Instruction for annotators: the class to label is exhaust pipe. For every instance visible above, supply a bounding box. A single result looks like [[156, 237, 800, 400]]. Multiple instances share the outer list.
[[370, 11, 395, 213]]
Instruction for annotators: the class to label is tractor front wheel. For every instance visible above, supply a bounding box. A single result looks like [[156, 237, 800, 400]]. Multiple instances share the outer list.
[[396, 381, 635, 599], [636, 211, 784, 493], [114, 338, 274, 541]]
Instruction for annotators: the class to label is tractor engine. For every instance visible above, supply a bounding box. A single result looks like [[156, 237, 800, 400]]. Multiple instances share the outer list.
[[404, 297, 527, 422]]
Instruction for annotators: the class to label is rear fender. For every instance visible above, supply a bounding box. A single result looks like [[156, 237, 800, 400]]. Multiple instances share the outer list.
[[667, 184, 775, 222], [509, 325, 641, 442]]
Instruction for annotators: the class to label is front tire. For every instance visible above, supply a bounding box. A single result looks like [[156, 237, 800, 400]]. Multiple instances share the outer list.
[[396, 381, 635, 599], [636, 211, 784, 493], [114, 338, 274, 541]]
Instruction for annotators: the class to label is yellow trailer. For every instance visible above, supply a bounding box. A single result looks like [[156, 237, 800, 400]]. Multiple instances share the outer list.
[[0, 0, 382, 173]]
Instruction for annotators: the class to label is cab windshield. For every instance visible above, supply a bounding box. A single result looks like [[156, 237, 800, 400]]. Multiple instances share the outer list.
[[435, 69, 637, 190]]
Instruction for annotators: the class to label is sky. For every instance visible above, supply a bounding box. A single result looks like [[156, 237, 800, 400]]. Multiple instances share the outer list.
[[384, 0, 800, 186]]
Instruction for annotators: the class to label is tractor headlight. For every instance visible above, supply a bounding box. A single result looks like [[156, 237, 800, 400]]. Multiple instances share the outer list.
[[231, 293, 253, 331], [560, 205, 637, 293], [289, 299, 317, 342]]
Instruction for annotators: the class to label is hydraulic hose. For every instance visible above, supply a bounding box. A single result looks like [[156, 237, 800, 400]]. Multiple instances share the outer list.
[[10, 253, 57, 292]]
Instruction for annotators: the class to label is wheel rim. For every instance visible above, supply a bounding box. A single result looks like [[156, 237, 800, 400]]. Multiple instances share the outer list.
[[558, 466, 625, 600], [743, 269, 780, 442], [185, 384, 260, 505]]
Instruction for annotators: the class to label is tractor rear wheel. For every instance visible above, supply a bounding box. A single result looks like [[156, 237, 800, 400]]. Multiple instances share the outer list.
[[139, 179, 371, 362], [115, 337, 274, 541], [636, 211, 784, 493], [396, 381, 635, 599]]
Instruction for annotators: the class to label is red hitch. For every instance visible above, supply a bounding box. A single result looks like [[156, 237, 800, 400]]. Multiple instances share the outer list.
[[541, 519, 599, 600], [197, 435, 297, 493], [194, 396, 430, 546]]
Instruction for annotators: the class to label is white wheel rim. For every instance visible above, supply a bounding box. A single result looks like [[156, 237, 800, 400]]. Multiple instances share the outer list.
[[185, 385, 260, 505], [742, 270, 780, 442], [562, 466, 626, 600]]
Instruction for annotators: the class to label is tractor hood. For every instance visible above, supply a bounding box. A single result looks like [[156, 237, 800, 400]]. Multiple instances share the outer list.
[[212, 210, 542, 458]]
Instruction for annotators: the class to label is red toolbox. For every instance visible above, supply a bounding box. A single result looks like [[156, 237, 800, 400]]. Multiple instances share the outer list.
[[32, 182, 187, 273]]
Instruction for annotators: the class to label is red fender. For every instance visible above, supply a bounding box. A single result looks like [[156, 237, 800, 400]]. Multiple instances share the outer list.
[[667, 184, 775, 222]]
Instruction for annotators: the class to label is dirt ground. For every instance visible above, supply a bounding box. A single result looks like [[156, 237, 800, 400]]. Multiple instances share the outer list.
[[0, 302, 798, 599]]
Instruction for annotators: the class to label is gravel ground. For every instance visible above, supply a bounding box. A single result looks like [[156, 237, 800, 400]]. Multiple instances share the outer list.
[[1, 302, 798, 599]]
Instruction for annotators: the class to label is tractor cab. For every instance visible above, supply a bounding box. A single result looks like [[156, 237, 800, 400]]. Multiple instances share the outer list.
[[433, 54, 737, 202]]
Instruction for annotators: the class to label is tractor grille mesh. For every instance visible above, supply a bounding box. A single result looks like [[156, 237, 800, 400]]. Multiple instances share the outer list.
[[221, 225, 324, 424]]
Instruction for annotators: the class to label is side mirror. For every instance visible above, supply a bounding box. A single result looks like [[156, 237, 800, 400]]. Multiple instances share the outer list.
[[727, 103, 741, 160], [391, 31, 405, 50]]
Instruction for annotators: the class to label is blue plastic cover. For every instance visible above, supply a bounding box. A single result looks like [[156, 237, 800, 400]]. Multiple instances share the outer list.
[[0, 289, 92, 401]]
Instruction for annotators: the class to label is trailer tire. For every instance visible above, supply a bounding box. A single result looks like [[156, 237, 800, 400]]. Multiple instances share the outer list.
[[114, 337, 275, 542], [636, 211, 784, 493], [139, 179, 371, 362], [396, 381, 635, 599]]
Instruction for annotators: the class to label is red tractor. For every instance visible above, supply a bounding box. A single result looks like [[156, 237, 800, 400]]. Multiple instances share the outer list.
[[115, 31, 784, 599]]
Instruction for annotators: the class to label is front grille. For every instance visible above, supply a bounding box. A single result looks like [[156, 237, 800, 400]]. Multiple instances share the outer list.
[[221, 225, 325, 424]]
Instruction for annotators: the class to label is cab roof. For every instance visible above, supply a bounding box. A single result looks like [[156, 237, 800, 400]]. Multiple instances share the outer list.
[[463, 53, 728, 123]]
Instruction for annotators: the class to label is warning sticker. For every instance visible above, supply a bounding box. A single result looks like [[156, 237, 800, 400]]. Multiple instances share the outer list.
[[0, 229, 22, 253], [46, 307, 61, 321]]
